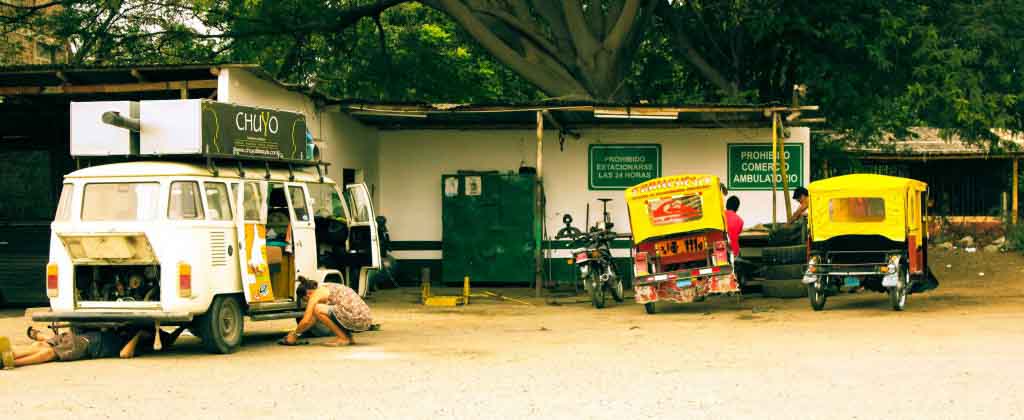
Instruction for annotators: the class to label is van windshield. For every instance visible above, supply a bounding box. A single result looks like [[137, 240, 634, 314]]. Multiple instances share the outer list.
[[82, 182, 161, 221]]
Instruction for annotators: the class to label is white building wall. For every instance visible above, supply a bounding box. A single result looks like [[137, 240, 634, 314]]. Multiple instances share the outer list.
[[217, 68, 381, 204], [379, 127, 810, 247]]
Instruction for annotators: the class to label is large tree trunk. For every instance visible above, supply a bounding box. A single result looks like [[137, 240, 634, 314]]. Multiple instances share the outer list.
[[425, 0, 659, 101]]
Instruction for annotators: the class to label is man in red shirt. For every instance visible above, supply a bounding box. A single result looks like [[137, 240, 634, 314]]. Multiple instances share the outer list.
[[724, 196, 743, 256]]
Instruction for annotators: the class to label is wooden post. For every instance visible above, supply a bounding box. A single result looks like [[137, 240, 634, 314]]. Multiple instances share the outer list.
[[778, 113, 793, 220], [535, 111, 544, 297], [771, 113, 778, 225], [1014, 158, 1019, 224]]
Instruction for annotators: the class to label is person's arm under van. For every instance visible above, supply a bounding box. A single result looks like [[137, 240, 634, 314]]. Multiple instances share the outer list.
[[285, 287, 328, 344]]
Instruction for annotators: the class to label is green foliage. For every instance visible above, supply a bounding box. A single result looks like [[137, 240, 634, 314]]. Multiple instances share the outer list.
[[227, 3, 545, 102], [1, 0, 1021, 144]]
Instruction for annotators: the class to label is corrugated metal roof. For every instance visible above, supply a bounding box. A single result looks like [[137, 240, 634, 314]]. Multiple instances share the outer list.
[[338, 102, 814, 129], [846, 128, 1024, 159]]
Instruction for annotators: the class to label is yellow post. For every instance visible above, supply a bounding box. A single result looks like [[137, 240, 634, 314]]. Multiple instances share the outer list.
[[463, 276, 471, 304], [0, 336, 13, 369], [1014, 158, 1019, 224], [420, 267, 431, 303], [778, 113, 793, 220], [535, 111, 544, 297], [771, 112, 779, 225]]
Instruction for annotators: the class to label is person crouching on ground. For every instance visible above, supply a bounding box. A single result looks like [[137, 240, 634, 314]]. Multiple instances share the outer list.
[[283, 277, 373, 347]]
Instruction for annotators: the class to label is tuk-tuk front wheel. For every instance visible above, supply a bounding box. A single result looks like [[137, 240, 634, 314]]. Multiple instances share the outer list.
[[197, 295, 244, 354], [644, 302, 656, 314], [808, 279, 827, 311], [889, 269, 909, 311]]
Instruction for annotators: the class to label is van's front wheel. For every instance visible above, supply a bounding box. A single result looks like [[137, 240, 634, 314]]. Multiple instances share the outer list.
[[198, 295, 244, 354]]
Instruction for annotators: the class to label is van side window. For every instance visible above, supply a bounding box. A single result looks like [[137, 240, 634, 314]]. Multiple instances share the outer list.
[[243, 182, 263, 222], [307, 183, 346, 220], [343, 188, 370, 223], [204, 182, 232, 221], [168, 181, 205, 220], [55, 183, 73, 221], [288, 186, 310, 221]]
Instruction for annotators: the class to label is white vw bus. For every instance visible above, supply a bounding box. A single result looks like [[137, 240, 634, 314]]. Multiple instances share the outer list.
[[33, 160, 383, 353]]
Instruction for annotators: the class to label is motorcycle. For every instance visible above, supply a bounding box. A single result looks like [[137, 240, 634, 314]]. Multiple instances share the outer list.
[[556, 198, 625, 309]]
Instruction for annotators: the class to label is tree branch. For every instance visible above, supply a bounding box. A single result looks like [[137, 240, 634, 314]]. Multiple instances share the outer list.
[[474, 7, 560, 59], [434, 0, 592, 98], [529, 0, 573, 54], [656, 1, 737, 96], [562, 0, 599, 56], [604, 0, 643, 51]]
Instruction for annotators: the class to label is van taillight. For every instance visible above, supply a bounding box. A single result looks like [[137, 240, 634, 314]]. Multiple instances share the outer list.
[[46, 263, 58, 298], [634, 252, 649, 276], [178, 262, 191, 298]]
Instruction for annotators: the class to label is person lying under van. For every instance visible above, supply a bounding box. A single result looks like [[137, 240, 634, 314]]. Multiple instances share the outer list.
[[282, 277, 373, 347], [2, 325, 184, 368]]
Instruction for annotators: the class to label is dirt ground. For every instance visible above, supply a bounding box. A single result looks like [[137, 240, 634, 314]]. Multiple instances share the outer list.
[[1, 248, 1022, 420]]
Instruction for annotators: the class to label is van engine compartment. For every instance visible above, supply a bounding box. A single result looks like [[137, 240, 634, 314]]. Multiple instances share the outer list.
[[74, 265, 161, 302]]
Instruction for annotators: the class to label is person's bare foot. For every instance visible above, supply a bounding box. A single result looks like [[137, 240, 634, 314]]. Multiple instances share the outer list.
[[322, 338, 353, 347]]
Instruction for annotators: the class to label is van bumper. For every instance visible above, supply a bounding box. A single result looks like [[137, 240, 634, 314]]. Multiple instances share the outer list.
[[31, 311, 194, 323]]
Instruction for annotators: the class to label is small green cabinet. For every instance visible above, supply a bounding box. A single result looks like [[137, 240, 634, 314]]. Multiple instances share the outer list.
[[441, 172, 536, 285]]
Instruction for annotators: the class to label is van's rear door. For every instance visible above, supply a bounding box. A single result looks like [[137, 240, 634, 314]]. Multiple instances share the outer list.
[[235, 180, 275, 303], [344, 183, 380, 269], [58, 232, 158, 264]]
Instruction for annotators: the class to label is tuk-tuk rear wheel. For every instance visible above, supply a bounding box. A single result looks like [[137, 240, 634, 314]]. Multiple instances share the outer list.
[[644, 302, 656, 314], [889, 269, 909, 311]]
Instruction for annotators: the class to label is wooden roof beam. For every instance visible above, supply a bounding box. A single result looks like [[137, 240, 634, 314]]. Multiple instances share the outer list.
[[0, 79, 218, 95]]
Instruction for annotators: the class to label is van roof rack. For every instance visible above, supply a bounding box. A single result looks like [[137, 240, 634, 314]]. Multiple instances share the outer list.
[[71, 100, 324, 176]]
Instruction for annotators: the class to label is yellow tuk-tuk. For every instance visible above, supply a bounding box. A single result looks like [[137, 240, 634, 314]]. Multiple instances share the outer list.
[[625, 174, 739, 314], [802, 174, 937, 311]]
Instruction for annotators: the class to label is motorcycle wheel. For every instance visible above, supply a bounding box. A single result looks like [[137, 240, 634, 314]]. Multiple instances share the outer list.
[[590, 273, 606, 309], [610, 276, 624, 303]]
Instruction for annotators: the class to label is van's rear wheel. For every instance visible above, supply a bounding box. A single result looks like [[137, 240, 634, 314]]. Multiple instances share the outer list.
[[198, 295, 244, 354]]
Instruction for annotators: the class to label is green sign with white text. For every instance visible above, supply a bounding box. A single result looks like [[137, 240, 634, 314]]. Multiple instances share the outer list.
[[588, 144, 662, 190], [727, 143, 803, 190]]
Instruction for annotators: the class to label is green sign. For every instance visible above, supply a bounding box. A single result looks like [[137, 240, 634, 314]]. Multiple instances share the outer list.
[[588, 144, 662, 190], [201, 101, 309, 162], [727, 143, 804, 190]]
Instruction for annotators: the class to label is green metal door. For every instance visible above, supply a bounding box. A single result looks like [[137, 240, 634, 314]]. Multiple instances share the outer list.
[[442, 172, 536, 285]]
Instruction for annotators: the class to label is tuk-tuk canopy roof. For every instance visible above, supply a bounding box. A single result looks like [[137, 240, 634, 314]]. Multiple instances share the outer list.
[[808, 174, 927, 195], [808, 174, 927, 243], [624, 174, 726, 245]]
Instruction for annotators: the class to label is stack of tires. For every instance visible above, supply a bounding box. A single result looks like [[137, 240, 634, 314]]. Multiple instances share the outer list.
[[761, 244, 808, 298]]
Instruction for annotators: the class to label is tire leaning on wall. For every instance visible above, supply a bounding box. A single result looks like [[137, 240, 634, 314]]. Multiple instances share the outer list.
[[761, 279, 809, 298], [763, 263, 807, 280], [762, 245, 809, 265]]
